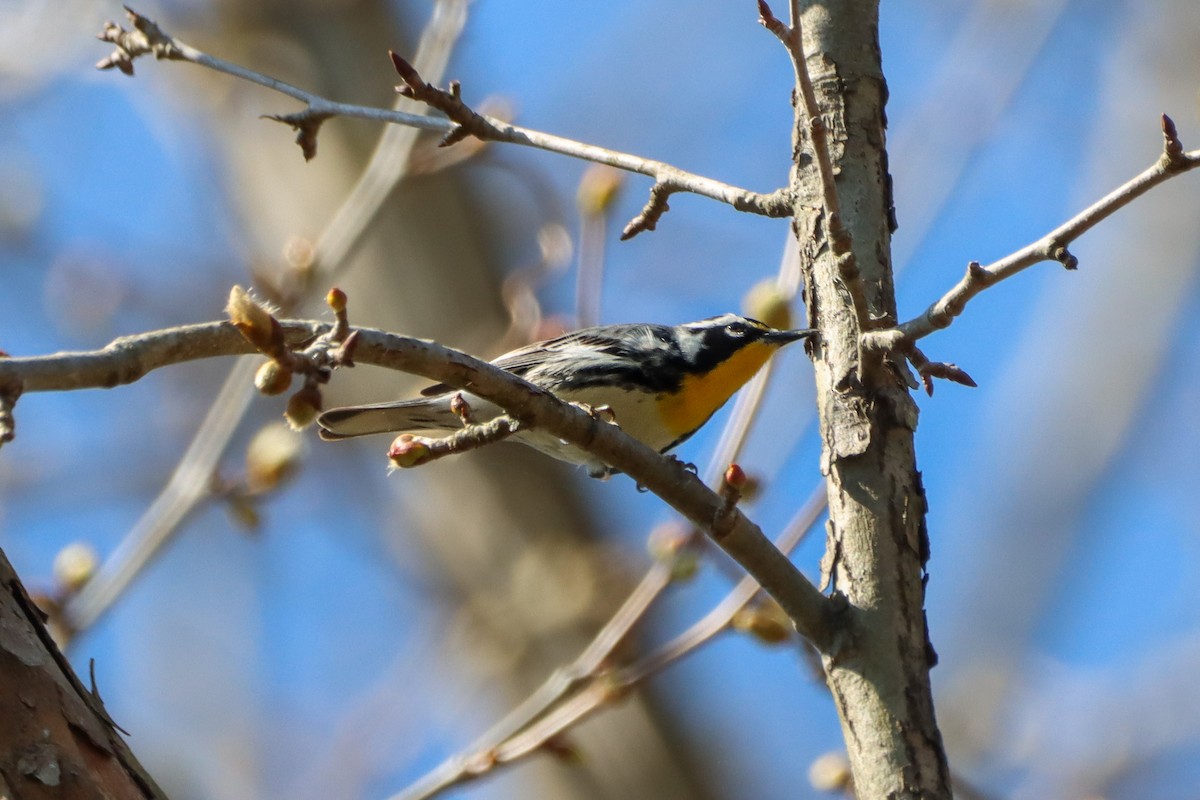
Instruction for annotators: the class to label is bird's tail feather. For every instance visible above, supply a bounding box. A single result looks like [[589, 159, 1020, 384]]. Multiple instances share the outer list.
[[317, 397, 460, 441]]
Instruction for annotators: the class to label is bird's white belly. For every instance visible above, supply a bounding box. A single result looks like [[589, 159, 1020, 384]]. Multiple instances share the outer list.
[[513, 386, 670, 476]]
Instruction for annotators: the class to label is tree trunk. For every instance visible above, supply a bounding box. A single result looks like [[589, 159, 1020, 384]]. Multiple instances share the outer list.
[[793, 2, 951, 796], [0, 548, 164, 800]]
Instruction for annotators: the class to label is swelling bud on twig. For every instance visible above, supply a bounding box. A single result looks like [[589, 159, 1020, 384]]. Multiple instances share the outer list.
[[226, 285, 280, 352], [723, 463, 748, 491], [285, 385, 322, 431], [254, 359, 293, 396], [450, 393, 474, 425], [388, 434, 433, 469]]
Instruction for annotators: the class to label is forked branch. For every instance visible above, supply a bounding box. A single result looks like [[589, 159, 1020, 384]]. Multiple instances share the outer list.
[[97, 7, 792, 231], [862, 114, 1200, 391]]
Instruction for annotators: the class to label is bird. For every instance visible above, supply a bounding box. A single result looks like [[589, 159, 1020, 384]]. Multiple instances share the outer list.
[[317, 313, 815, 477]]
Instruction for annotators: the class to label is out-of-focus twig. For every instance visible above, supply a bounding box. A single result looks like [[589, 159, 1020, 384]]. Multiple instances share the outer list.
[[64, 0, 469, 640], [391, 482, 828, 800]]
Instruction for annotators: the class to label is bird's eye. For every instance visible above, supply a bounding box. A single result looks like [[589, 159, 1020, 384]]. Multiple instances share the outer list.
[[725, 322, 746, 337]]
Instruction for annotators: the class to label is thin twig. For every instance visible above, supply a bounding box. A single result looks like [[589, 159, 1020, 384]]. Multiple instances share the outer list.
[[97, 8, 792, 232], [386, 416, 520, 468], [862, 116, 1200, 368], [390, 49, 792, 236]]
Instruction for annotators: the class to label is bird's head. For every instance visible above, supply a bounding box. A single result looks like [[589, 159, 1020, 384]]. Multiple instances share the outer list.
[[676, 313, 814, 374]]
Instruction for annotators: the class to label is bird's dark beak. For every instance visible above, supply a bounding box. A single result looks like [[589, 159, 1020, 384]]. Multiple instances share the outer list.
[[763, 328, 816, 345]]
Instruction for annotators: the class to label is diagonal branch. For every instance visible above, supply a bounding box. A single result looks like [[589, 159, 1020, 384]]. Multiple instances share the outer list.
[[97, 7, 792, 233], [388, 48, 792, 237], [0, 318, 835, 649], [863, 115, 1200, 367], [392, 482, 828, 800]]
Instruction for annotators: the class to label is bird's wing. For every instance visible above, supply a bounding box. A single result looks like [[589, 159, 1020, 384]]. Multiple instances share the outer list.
[[418, 324, 665, 396]]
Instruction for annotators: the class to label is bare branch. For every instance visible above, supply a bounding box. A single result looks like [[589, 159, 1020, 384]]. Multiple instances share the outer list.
[[386, 416, 520, 468], [0, 317, 834, 649], [393, 483, 828, 800], [863, 117, 1200, 360], [902, 344, 977, 396], [386, 49, 793, 236], [95, 8, 791, 232]]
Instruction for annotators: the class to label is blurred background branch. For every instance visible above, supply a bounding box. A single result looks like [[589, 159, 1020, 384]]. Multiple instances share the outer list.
[[0, 1, 1198, 798]]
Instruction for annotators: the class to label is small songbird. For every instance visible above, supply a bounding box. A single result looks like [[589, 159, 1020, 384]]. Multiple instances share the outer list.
[[317, 313, 815, 477]]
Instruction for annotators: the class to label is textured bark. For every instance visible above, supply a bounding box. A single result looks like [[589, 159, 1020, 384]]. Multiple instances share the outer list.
[[0, 549, 164, 800], [791, 3, 951, 796]]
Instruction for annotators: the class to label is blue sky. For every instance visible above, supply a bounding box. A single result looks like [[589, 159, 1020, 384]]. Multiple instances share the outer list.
[[2, 1, 1199, 798]]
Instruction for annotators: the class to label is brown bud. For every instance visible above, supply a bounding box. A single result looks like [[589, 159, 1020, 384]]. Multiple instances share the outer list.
[[284, 385, 322, 431], [254, 360, 293, 396], [226, 285, 279, 350], [731, 599, 793, 645], [723, 463, 747, 491], [326, 287, 347, 313], [450, 393, 473, 424], [388, 434, 433, 469]]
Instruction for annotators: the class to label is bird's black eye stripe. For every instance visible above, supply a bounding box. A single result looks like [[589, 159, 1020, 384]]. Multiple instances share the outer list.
[[725, 321, 747, 336]]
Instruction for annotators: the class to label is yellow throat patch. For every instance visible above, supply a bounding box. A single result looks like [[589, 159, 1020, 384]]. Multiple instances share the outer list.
[[655, 340, 779, 439]]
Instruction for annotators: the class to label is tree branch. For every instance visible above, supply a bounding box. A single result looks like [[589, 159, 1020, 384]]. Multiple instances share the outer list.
[[780, 2, 952, 794], [96, 7, 793, 233], [0, 318, 835, 649], [862, 115, 1200, 368], [393, 482, 828, 800]]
